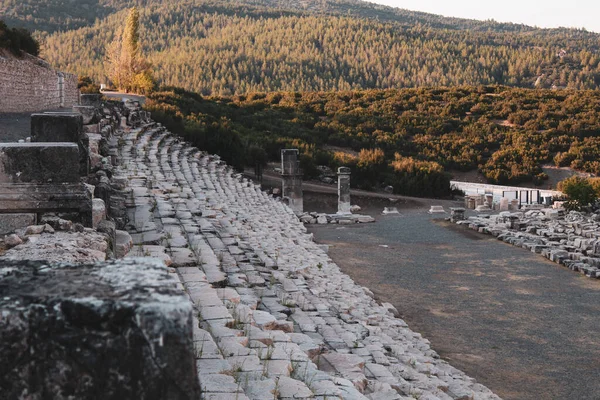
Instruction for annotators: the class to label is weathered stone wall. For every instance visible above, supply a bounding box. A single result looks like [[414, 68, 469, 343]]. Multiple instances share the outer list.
[[0, 54, 79, 112]]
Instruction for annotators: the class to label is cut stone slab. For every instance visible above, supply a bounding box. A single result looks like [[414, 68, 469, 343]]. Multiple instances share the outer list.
[[0, 143, 80, 184], [31, 113, 83, 143], [169, 247, 197, 267], [127, 245, 172, 266], [198, 373, 241, 393], [428, 206, 446, 214], [244, 379, 278, 400], [0, 258, 200, 400], [276, 376, 313, 399], [115, 230, 133, 258]]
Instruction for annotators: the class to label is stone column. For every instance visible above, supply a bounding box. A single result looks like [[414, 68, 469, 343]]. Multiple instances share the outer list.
[[281, 149, 303, 214], [337, 166, 351, 214]]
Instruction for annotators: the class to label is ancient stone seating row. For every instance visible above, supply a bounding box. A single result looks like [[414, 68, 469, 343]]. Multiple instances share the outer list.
[[114, 123, 501, 400]]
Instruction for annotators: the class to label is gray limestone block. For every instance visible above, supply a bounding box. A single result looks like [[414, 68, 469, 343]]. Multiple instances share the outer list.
[[31, 112, 84, 143], [0, 142, 80, 183], [0, 258, 200, 400], [31, 113, 89, 175]]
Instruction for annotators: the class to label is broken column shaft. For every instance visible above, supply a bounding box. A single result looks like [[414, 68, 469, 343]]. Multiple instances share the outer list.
[[337, 166, 351, 214], [281, 149, 303, 214]]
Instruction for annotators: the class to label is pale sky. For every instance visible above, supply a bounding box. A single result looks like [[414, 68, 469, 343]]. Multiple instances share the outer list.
[[366, 0, 600, 33]]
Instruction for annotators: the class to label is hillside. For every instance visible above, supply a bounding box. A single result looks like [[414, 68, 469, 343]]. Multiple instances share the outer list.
[[3, 0, 600, 93], [143, 86, 600, 197]]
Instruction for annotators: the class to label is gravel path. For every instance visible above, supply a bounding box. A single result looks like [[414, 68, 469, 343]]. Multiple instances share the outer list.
[[309, 209, 600, 400]]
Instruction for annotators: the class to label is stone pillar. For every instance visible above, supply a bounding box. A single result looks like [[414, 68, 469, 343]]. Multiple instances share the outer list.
[[281, 149, 303, 214], [337, 166, 351, 214], [485, 194, 494, 208]]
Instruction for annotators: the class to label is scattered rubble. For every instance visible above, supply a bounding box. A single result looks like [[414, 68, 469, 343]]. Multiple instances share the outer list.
[[428, 206, 446, 214], [299, 211, 375, 224], [456, 208, 600, 279], [382, 207, 400, 215]]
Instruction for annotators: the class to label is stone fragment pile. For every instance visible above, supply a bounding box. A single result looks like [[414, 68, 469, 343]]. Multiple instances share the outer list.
[[457, 209, 600, 279], [299, 211, 375, 225], [116, 121, 501, 400]]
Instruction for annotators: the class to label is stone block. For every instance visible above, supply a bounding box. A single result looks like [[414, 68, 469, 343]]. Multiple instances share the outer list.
[[31, 113, 89, 175], [0, 213, 36, 235], [0, 258, 200, 400], [31, 112, 84, 143], [80, 94, 103, 107], [73, 105, 100, 124], [0, 143, 80, 183], [0, 183, 92, 227], [92, 198, 106, 228]]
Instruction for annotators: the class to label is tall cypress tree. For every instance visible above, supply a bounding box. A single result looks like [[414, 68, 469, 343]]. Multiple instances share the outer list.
[[105, 7, 154, 93]]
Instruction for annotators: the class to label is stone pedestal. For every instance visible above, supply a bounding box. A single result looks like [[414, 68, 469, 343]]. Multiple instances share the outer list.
[[281, 149, 303, 214], [0, 142, 80, 183], [450, 207, 466, 222], [0, 258, 200, 400], [31, 113, 89, 175], [337, 167, 351, 214], [0, 143, 93, 227]]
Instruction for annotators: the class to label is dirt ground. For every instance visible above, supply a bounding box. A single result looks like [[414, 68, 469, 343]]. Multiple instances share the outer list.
[[307, 195, 600, 400]]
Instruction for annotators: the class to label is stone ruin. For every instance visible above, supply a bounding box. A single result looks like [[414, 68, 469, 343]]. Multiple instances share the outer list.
[[457, 208, 600, 279], [0, 95, 501, 399], [295, 165, 375, 224]]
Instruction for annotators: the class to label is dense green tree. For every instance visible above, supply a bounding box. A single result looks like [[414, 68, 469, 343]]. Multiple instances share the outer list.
[[0, 20, 38, 55], [557, 176, 597, 210]]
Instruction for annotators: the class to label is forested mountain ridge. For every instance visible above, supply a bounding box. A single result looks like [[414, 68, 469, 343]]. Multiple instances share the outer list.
[[0, 0, 575, 33], [3, 0, 600, 93]]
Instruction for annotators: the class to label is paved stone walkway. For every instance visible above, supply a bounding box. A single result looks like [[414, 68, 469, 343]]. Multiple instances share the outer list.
[[115, 123, 500, 399]]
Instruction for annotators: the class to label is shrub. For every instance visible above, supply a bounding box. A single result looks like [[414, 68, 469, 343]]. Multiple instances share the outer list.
[[557, 176, 597, 210]]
